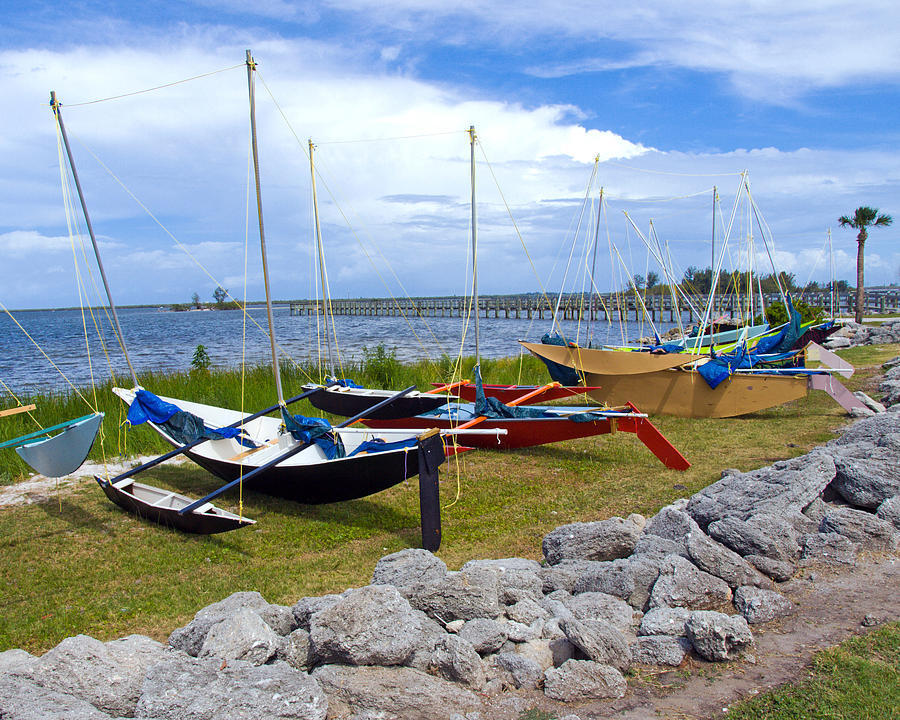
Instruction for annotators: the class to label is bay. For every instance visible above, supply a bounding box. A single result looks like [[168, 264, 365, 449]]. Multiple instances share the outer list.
[[0, 305, 681, 396]]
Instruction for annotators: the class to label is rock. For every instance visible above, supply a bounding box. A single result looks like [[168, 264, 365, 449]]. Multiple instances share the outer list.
[[199, 607, 280, 665], [7, 633, 167, 717], [573, 556, 663, 610], [638, 606, 691, 637], [707, 513, 800, 562], [648, 554, 732, 610], [514, 638, 556, 671], [312, 664, 480, 720], [560, 618, 631, 672], [555, 590, 635, 633], [733, 586, 795, 624], [505, 597, 550, 624], [853, 391, 887, 413], [0, 648, 35, 674], [829, 443, 900, 509], [876, 496, 900, 530], [277, 628, 316, 671], [372, 548, 448, 591], [137, 653, 327, 720], [632, 533, 689, 559], [686, 452, 837, 527], [503, 619, 542, 643], [0, 675, 111, 720], [458, 618, 508, 655], [489, 652, 543, 689], [828, 413, 900, 447], [542, 514, 645, 564], [644, 505, 700, 544], [686, 528, 775, 590], [543, 660, 626, 701], [744, 555, 798, 582], [820, 506, 897, 551], [799, 532, 859, 565], [170, 590, 274, 656], [824, 336, 851, 349], [310, 585, 424, 666], [461, 558, 543, 603], [292, 594, 343, 631], [406, 567, 501, 622], [630, 635, 689, 666], [685, 611, 753, 661], [427, 635, 486, 687], [849, 406, 876, 418]]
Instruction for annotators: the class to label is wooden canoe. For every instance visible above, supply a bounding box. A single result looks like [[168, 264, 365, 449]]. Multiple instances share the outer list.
[[519, 341, 701, 375]]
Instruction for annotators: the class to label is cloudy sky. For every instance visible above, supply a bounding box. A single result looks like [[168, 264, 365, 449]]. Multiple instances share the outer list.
[[2, 0, 898, 309]]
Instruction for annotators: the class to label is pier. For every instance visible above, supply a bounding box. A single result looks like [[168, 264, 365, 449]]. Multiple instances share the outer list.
[[289, 289, 900, 323]]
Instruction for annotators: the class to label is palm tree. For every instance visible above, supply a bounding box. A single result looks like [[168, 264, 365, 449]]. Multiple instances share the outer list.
[[838, 207, 892, 323]]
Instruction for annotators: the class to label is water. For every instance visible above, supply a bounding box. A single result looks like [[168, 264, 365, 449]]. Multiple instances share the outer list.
[[0, 305, 681, 396]]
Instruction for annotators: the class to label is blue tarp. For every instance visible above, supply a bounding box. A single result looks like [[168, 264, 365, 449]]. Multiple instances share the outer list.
[[127, 390, 250, 446], [347, 436, 418, 457], [280, 407, 345, 459], [472, 366, 601, 423], [327, 377, 363, 388], [537, 334, 582, 386]]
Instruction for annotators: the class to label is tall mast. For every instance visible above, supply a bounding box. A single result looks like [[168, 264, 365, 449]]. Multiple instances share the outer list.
[[50, 91, 139, 386], [246, 50, 285, 406], [587, 186, 603, 346], [469, 125, 480, 365], [309, 139, 333, 379], [710, 185, 717, 302]]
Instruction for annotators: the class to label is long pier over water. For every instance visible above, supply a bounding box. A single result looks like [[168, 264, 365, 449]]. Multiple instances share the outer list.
[[290, 290, 900, 322]]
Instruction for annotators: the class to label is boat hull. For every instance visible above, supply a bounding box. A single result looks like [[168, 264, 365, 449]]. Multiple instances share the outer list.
[[582, 368, 809, 418], [435, 383, 600, 404], [519, 342, 700, 375], [305, 385, 449, 420]]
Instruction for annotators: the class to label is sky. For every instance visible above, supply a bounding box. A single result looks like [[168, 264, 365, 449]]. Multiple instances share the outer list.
[[1, 0, 899, 310]]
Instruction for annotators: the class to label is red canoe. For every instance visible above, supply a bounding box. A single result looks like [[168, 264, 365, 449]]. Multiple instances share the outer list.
[[432, 383, 601, 404]]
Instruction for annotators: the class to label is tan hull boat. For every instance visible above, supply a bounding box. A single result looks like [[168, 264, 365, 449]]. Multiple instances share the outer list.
[[582, 367, 809, 418], [519, 341, 701, 375]]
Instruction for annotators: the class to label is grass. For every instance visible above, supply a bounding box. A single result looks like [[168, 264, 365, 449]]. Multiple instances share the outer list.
[[725, 623, 900, 720], [0, 343, 897, 655]]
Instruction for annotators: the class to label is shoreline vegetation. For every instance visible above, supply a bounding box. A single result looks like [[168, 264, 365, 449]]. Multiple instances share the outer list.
[[0, 343, 897, 713]]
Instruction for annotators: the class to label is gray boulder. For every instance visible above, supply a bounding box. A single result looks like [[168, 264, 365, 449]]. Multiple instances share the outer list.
[[648, 555, 732, 610], [312, 664, 480, 720], [560, 618, 631, 672], [538, 559, 607, 594], [0, 649, 35, 674], [458, 618, 508, 655], [461, 558, 543, 603], [406, 567, 501, 622], [427, 635, 486, 687], [733, 586, 795, 625], [707, 513, 800, 562], [638, 606, 691, 637], [542, 514, 645, 564], [828, 412, 900, 447], [199, 607, 280, 665], [644, 505, 700, 545], [819, 507, 897, 551], [744, 555, 798, 582], [630, 635, 689, 666], [632, 532, 690, 559], [371, 548, 448, 590], [0, 675, 111, 720], [292, 594, 343, 631], [685, 611, 753, 661], [799, 532, 859, 565], [829, 444, 900, 509], [310, 585, 424, 666], [543, 660, 626, 701], [488, 652, 543, 689], [505, 597, 550, 624], [876, 495, 900, 530], [170, 591, 275, 656], [137, 653, 327, 720], [686, 528, 775, 590], [573, 556, 663, 610], [7, 633, 167, 717], [686, 452, 836, 527], [555, 590, 635, 633], [277, 628, 317, 671]]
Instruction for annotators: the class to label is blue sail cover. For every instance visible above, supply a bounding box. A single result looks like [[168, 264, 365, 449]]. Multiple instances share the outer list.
[[753, 296, 803, 355], [537, 334, 582, 386], [472, 366, 600, 423], [327, 377, 363, 388], [280, 407, 345, 459], [127, 390, 248, 446]]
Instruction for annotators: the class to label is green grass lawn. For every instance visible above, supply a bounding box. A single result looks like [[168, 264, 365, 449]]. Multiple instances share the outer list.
[[725, 622, 900, 720], [0, 344, 897, 655]]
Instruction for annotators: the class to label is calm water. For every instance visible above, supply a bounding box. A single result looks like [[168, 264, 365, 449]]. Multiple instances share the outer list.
[[0, 305, 682, 395]]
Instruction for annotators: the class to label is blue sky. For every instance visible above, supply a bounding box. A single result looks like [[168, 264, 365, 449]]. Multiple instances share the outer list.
[[2, 0, 899, 309]]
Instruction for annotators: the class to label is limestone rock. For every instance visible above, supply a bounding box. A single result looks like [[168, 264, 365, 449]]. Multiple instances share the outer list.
[[406, 567, 501, 622], [199, 607, 279, 665], [312, 664, 480, 720], [560, 618, 632, 672], [554, 590, 635, 633], [489, 652, 543, 689], [310, 585, 424, 666], [458, 618, 508, 655], [0, 675, 111, 720], [638, 606, 691, 637], [292, 594, 343, 631], [461, 558, 543, 603], [170, 591, 274, 656], [744, 554, 798, 582], [276, 628, 317, 671], [573, 556, 663, 610], [543, 660, 626, 701], [685, 611, 752, 661], [630, 635, 689, 666], [876, 495, 900, 530], [707, 513, 800, 562], [505, 597, 550, 625], [427, 635, 486, 687], [819, 506, 897, 551], [371, 548, 448, 591], [829, 443, 900, 509], [137, 653, 327, 720], [799, 532, 858, 565], [648, 554, 732, 610], [733, 586, 795, 625], [686, 528, 775, 590], [542, 514, 645, 564]]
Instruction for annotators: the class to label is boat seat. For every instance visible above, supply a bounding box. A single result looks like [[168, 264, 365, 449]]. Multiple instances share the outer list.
[[193, 503, 215, 514], [150, 493, 177, 507]]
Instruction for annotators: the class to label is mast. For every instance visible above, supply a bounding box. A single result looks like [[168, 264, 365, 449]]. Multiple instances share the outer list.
[[586, 186, 603, 346], [308, 139, 334, 378], [50, 91, 139, 387], [828, 228, 835, 320], [710, 185, 717, 306], [469, 125, 480, 365], [246, 50, 285, 406]]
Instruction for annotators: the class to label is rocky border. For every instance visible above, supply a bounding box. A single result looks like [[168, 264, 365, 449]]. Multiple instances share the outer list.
[[1, 357, 899, 720]]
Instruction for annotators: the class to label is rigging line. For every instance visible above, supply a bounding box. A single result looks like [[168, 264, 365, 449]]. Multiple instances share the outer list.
[[599, 188, 714, 203], [475, 141, 558, 320], [600, 160, 743, 178], [61, 64, 245, 107]]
